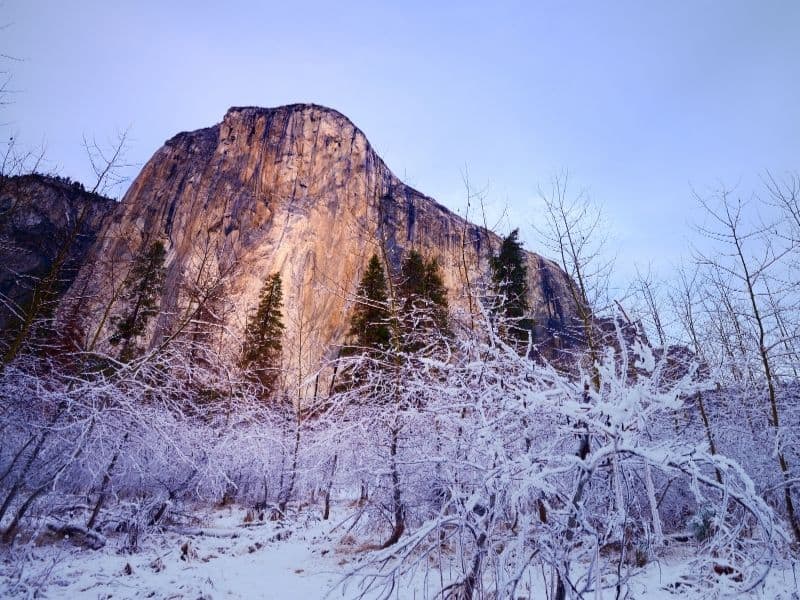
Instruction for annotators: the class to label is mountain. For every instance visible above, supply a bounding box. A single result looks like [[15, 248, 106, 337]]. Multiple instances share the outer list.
[[0, 174, 114, 338], [29, 105, 576, 389]]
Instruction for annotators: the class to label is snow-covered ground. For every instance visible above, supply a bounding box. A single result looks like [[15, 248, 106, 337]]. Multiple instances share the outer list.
[[1, 505, 798, 599], [1, 506, 345, 599]]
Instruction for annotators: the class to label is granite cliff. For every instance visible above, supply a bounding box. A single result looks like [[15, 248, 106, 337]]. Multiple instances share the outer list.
[[53, 105, 576, 389]]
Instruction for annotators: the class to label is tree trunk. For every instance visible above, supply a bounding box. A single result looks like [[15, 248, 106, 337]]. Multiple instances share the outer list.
[[278, 414, 301, 514], [87, 432, 128, 530], [322, 452, 337, 520], [381, 425, 405, 548]]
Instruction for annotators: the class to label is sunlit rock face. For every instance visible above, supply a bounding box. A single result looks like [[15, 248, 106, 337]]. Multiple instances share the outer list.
[[65, 104, 577, 390], [0, 174, 114, 335]]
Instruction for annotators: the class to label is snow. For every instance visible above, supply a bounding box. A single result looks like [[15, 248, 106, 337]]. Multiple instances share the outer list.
[[2, 505, 798, 599], [1, 507, 340, 599]]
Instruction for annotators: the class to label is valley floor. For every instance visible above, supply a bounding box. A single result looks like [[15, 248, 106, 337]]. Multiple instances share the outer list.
[[1, 505, 798, 599]]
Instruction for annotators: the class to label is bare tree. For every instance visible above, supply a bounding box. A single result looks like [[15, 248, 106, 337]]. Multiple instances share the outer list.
[[333, 292, 786, 600], [633, 264, 667, 347], [692, 184, 800, 541], [82, 128, 134, 197], [535, 172, 614, 389]]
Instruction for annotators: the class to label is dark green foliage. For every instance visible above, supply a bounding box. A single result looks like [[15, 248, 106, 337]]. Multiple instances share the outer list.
[[110, 241, 167, 361], [241, 272, 285, 394], [348, 254, 392, 353], [490, 229, 534, 344], [338, 251, 449, 399], [397, 250, 449, 342], [341, 251, 449, 391], [491, 230, 529, 318], [346, 250, 450, 356]]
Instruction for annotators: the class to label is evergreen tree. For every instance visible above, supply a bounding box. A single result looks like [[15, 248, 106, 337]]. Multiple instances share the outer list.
[[241, 272, 285, 395], [423, 259, 448, 316], [110, 240, 167, 361], [397, 250, 449, 350], [490, 229, 533, 344], [348, 254, 392, 353]]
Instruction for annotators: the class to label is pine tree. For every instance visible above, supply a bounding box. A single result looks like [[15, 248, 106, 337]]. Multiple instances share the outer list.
[[348, 254, 392, 353], [241, 272, 285, 395], [110, 240, 167, 361], [423, 259, 448, 318], [490, 229, 533, 344], [396, 250, 449, 354]]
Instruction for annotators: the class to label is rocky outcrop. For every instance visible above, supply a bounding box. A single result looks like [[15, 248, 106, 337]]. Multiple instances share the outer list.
[[63, 104, 577, 390], [0, 174, 114, 337]]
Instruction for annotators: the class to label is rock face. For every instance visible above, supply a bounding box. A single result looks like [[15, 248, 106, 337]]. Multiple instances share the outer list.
[[0, 175, 114, 336], [64, 104, 577, 391]]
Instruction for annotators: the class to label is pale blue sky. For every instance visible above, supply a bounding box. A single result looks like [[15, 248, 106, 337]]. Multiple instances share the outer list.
[[3, 1, 799, 281]]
